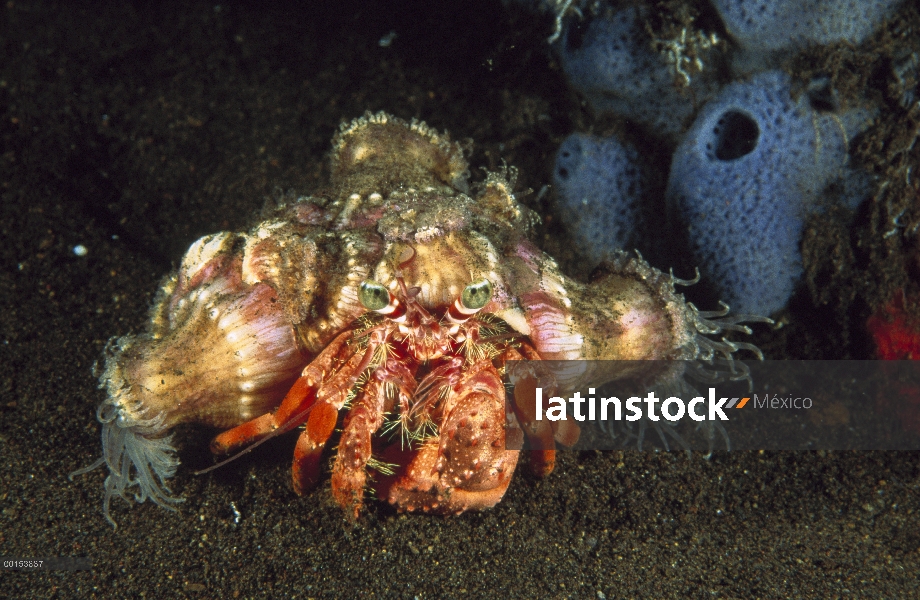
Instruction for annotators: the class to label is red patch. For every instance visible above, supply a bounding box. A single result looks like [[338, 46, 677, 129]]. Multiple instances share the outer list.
[[867, 290, 920, 360], [867, 291, 920, 435]]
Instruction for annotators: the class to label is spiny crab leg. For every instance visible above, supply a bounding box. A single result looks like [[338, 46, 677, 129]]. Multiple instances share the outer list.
[[291, 401, 340, 494], [377, 359, 419, 445], [329, 372, 394, 518], [285, 343, 387, 495], [210, 329, 366, 458], [330, 355, 423, 517], [211, 323, 419, 501], [408, 356, 464, 426]]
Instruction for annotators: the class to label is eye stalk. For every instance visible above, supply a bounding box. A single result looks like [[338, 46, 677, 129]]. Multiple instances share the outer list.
[[358, 280, 392, 311], [461, 279, 493, 310], [446, 278, 493, 325]]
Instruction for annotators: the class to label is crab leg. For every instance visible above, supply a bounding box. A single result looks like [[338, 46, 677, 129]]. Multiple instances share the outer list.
[[210, 329, 360, 455], [328, 360, 414, 517], [283, 343, 381, 494], [328, 378, 387, 518], [291, 402, 340, 494], [511, 374, 557, 477]]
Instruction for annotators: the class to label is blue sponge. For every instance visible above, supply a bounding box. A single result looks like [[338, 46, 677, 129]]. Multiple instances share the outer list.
[[713, 0, 904, 72], [557, 6, 719, 138], [666, 70, 870, 316], [552, 132, 652, 266]]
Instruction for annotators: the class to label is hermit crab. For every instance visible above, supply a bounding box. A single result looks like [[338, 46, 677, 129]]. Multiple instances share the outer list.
[[72, 112, 765, 524]]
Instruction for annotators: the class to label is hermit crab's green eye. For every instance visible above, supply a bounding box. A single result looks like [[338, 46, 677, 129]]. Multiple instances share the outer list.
[[358, 280, 390, 311], [461, 279, 493, 310]]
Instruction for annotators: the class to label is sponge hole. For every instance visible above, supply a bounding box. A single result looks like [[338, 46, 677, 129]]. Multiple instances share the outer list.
[[806, 77, 838, 112], [712, 110, 759, 161]]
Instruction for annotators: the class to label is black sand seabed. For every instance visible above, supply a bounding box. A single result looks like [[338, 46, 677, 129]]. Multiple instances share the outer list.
[[2, 1, 919, 597]]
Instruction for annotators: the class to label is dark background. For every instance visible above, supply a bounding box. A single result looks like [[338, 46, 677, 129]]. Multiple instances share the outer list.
[[2, 1, 919, 597]]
